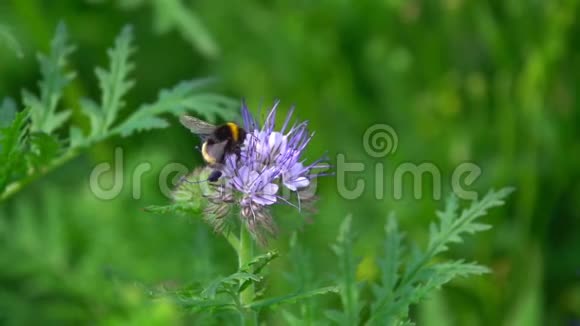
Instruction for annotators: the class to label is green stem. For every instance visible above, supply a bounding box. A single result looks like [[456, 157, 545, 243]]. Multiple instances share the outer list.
[[238, 223, 256, 326], [224, 231, 240, 253], [0, 148, 79, 202]]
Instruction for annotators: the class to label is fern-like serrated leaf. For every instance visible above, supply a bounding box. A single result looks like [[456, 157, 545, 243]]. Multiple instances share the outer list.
[[42, 110, 71, 135], [26, 133, 60, 171], [427, 188, 514, 256], [241, 250, 279, 275], [327, 215, 362, 326], [408, 260, 489, 304], [0, 24, 23, 58], [179, 92, 238, 123], [0, 98, 17, 128], [145, 168, 215, 217], [69, 127, 84, 148], [0, 106, 29, 192], [78, 98, 104, 141], [281, 233, 330, 325], [0, 23, 236, 203], [117, 116, 169, 137], [202, 272, 261, 299], [151, 0, 219, 58], [368, 215, 406, 325], [113, 79, 235, 137], [378, 215, 405, 296], [97, 25, 135, 131], [75, 25, 135, 145], [155, 282, 236, 313], [368, 189, 513, 325], [239, 250, 279, 293], [248, 286, 339, 310], [24, 22, 75, 134]]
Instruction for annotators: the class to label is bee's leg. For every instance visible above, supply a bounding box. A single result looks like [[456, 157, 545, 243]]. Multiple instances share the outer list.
[[208, 170, 223, 182], [234, 145, 243, 160]]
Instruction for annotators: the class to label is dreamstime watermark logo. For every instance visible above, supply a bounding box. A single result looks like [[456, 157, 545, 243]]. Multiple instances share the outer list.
[[89, 147, 190, 200], [88, 123, 482, 201], [336, 123, 481, 201], [363, 123, 398, 158], [87, 148, 322, 202]]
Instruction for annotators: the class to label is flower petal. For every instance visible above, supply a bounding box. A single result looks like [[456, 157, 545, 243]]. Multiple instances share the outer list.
[[284, 176, 310, 191]]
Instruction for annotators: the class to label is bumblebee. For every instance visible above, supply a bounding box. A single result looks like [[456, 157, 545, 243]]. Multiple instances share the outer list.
[[180, 115, 247, 181]]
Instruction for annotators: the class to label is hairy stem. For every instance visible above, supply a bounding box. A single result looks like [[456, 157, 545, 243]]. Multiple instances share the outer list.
[[238, 223, 256, 325], [224, 231, 240, 253]]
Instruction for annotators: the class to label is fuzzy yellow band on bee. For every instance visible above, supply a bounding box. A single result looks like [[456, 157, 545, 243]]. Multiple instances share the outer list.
[[226, 122, 240, 142], [201, 142, 217, 164]]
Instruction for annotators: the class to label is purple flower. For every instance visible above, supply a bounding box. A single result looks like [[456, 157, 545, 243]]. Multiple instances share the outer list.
[[206, 100, 327, 243]]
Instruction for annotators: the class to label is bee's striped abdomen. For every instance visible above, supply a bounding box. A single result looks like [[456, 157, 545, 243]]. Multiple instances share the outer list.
[[226, 122, 240, 142]]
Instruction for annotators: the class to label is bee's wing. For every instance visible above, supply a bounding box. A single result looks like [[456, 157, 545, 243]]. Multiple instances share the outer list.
[[205, 140, 228, 163], [179, 115, 216, 135]]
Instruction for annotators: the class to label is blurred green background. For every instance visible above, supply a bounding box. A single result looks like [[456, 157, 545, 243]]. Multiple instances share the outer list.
[[1, 0, 579, 325]]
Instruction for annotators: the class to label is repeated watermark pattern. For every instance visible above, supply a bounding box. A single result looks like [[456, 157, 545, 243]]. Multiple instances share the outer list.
[[337, 124, 481, 200], [89, 124, 481, 201]]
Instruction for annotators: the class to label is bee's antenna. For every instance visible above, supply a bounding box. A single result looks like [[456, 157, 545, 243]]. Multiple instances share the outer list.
[[179, 170, 222, 185], [179, 176, 209, 184]]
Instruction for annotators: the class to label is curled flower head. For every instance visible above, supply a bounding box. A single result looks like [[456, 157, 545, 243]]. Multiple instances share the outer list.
[[201, 100, 327, 243]]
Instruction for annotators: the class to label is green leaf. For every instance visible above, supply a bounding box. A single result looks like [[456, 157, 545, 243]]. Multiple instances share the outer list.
[[504, 248, 542, 326], [248, 286, 339, 309], [97, 25, 135, 132], [144, 168, 211, 217], [74, 25, 135, 145], [73, 26, 234, 145], [0, 24, 23, 58], [152, 282, 237, 314], [368, 188, 513, 325], [0, 98, 17, 127], [408, 260, 490, 304], [151, 0, 219, 58], [282, 233, 330, 325], [69, 126, 84, 148], [327, 215, 362, 326], [42, 110, 71, 135], [23, 22, 75, 134], [281, 310, 303, 326], [202, 272, 261, 299], [239, 250, 279, 293], [117, 116, 169, 137], [26, 133, 61, 171], [417, 291, 451, 326], [156, 273, 253, 315], [241, 250, 279, 275], [285, 232, 317, 289], [427, 188, 515, 256], [0, 107, 29, 192], [378, 214, 405, 296], [78, 98, 104, 143], [369, 215, 406, 324], [0, 23, 235, 203], [143, 201, 202, 216], [113, 79, 236, 137], [396, 321, 415, 326]]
